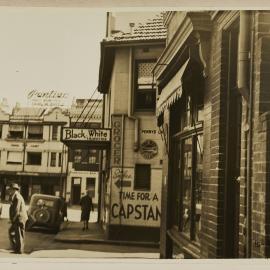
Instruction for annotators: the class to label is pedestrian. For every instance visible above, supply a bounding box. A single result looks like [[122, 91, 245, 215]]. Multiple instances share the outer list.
[[8, 183, 28, 254], [60, 196, 68, 222], [80, 190, 94, 231]]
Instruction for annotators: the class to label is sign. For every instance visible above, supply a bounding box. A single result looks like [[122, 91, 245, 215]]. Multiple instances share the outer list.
[[27, 89, 69, 108], [140, 140, 158, 159], [61, 128, 111, 143], [111, 116, 123, 167], [110, 167, 162, 227], [114, 180, 131, 188], [111, 191, 161, 221]]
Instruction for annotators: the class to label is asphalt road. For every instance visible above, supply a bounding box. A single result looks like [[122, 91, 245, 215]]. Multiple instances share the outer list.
[[0, 218, 159, 257]]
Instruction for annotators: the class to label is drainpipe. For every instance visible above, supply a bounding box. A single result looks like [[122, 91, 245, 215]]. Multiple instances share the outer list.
[[127, 47, 140, 151], [238, 10, 253, 258], [237, 11, 251, 103]]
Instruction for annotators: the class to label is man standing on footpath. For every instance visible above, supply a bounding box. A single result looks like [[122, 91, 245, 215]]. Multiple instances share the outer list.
[[8, 183, 28, 254]]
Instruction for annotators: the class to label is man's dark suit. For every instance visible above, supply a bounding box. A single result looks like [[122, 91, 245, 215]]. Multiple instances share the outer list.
[[9, 191, 28, 254]]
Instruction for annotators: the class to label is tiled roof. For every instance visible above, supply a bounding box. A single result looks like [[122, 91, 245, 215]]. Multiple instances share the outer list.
[[106, 13, 167, 42], [12, 107, 46, 117]]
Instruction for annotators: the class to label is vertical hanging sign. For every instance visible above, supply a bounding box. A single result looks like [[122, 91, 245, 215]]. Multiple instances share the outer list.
[[111, 115, 123, 167]]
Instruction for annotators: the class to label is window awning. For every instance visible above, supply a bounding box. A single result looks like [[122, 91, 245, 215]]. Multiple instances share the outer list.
[[9, 125, 24, 131], [156, 59, 190, 117], [7, 151, 23, 163]]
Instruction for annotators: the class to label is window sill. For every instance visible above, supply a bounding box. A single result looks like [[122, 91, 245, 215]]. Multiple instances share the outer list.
[[167, 227, 201, 259]]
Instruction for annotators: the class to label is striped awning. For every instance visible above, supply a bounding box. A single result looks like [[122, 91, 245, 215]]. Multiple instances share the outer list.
[[156, 59, 190, 117]]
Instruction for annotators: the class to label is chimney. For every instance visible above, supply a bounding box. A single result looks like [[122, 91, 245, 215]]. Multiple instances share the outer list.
[[129, 22, 135, 35]]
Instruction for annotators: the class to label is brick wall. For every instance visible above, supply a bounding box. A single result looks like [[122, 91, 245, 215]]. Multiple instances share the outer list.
[[200, 22, 228, 258], [251, 29, 270, 257]]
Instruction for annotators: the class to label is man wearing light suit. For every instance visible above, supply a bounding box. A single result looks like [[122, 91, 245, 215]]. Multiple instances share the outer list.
[[8, 183, 28, 254]]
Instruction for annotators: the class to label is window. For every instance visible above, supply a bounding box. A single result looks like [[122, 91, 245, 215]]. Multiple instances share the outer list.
[[74, 149, 82, 163], [170, 86, 204, 244], [134, 164, 151, 190], [52, 125, 58, 140], [7, 151, 23, 164], [50, 152, 56, 167], [58, 153, 62, 167], [8, 124, 24, 139], [27, 152, 42, 165], [89, 150, 98, 164], [28, 125, 43, 140], [86, 177, 96, 197], [135, 60, 156, 111]]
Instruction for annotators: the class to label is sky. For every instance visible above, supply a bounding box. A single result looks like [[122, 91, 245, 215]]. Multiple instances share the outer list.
[[0, 8, 161, 111], [0, 7, 106, 109]]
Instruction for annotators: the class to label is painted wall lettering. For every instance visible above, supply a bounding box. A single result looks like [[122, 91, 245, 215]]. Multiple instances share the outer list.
[[111, 116, 122, 166]]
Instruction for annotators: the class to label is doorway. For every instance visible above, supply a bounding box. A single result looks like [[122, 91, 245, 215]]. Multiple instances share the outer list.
[[72, 177, 81, 205], [224, 22, 242, 258]]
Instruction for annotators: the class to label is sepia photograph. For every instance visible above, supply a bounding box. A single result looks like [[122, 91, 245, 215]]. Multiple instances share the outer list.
[[0, 1, 270, 269]]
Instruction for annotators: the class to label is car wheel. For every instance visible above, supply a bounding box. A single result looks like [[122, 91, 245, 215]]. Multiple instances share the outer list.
[[33, 209, 50, 223]]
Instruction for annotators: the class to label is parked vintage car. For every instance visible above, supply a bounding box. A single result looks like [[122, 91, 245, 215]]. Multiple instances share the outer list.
[[26, 194, 65, 232]]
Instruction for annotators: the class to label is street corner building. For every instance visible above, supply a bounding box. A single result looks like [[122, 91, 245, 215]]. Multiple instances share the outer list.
[[153, 11, 270, 258], [0, 99, 102, 207], [0, 106, 70, 202], [98, 13, 166, 242]]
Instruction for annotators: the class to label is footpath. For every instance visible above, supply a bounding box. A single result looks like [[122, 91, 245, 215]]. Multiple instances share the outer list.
[[55, 221, 159, 248]]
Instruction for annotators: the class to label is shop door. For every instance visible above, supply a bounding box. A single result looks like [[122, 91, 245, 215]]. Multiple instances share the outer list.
[[72, 178, 81, 205]]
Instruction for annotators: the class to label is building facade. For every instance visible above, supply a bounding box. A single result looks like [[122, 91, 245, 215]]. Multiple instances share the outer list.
[[98, 13, 166, 241], [66, 98, 103, 206], [0, 106, 69, 202], [155, 11, 270, 258]]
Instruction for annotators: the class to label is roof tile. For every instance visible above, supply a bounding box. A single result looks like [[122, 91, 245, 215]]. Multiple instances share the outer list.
[[106, 13, 166, 42]]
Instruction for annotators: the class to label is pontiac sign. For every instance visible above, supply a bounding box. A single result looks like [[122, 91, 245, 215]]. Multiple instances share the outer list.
[[61, 128, 111, 143]]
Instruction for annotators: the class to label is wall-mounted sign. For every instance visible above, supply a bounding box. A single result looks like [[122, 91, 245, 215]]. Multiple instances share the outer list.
[[61, 128, 111, 143], [27, 89, 69, 108], [111, 116, 123, 167], [140, 140, 158, 159]]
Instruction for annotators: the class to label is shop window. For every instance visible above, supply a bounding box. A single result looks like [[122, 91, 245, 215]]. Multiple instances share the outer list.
[[134, 60, 156, 112], [27, 152, 42, 165], [52, 125, 58, 140], [170, 68, 204, 244], [8, 124, 24, 139], [28, 125, 43, 140], [134, 164, 151, 190], [7, 151, 23, 164], [50, 152, 56, 167], [86, 177, 96, 197], [58, 153, 62, 167]]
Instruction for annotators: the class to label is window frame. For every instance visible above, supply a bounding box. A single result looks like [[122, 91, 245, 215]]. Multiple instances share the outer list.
[[134, 59, 157, 112], [52, 125, 58, 141], [27, 125, 43, 140], [134, 163, 151, 191], [50, 152, 57, 167], [27, 152, 42, 166]]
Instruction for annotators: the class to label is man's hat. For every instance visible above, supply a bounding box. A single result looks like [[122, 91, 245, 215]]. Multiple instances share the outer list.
[[10, 183, 20, 190]]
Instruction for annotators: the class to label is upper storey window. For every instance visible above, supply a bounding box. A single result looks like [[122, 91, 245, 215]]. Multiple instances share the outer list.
[[134, 60, 156, 112]]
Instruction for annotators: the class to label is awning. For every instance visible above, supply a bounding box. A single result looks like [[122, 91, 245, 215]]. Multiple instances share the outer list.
[[156, 59, 190, 117]]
